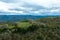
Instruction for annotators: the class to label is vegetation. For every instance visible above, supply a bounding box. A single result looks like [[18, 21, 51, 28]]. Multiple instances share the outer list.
[[0, 17, 60, 40]]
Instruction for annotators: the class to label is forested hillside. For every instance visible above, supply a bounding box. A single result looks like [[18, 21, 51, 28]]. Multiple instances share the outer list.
[[0, 17, 60, 40]]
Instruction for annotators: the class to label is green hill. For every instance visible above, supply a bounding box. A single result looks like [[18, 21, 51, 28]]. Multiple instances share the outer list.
[[0, 17, 60, 40]]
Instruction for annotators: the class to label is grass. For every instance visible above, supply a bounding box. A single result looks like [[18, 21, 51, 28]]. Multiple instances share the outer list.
[[16, 22, 32, 29]]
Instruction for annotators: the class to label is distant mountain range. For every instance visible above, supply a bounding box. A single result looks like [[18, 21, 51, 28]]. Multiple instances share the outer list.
[[0, 15, 60, 22]]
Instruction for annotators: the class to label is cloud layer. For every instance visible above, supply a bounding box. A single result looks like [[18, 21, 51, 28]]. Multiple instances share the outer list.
[[0, 0, 60, 15]]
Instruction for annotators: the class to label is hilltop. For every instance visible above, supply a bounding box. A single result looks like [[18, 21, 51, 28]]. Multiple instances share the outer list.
[[0, 16, 60, 40]]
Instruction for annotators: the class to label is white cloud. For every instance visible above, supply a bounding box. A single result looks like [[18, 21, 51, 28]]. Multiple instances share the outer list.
[[50, 9, 60, 13], [0, 1, 34, 14], [0, 1, 9, 11], [0, 0, 60, 15], [0, 1, 25, 14], [33, 11, 40, 14], [21, 0, 60, 8]]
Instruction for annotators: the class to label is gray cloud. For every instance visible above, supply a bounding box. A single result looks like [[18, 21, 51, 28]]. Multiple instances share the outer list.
[[0, 0, 16, 3]]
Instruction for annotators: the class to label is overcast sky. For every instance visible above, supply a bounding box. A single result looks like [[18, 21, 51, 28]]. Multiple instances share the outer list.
[[0, 0, 60, 15]]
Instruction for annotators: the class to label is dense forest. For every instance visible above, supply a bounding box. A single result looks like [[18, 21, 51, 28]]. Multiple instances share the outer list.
[[0, 17, 60, 40]]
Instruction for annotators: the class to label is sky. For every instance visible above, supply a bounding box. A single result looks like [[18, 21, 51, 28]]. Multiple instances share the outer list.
[[0, 0, 60, 15]]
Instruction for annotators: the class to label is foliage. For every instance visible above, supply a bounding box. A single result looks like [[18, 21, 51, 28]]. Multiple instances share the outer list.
[[0, 17, 59, 40]]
